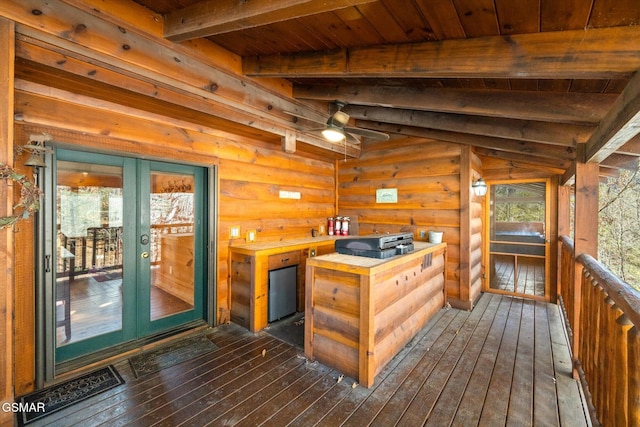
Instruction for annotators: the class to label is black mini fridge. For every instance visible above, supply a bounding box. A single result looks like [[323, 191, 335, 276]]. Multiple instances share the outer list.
[[268, 265, 297, 322]]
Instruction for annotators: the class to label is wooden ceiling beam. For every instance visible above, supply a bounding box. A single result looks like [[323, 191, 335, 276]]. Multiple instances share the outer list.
[[344, 105, 591, 146], [361, 121, 574, 167], [474, 148, 567, 175], [244, 26, 640, 79], [295, 85, 614, 124], [585, 68, 640, 163], [5, 0, 355, 156], [617, 134, 640, 156], [164, 0, 377, 42], [600, 153, 639, 171]]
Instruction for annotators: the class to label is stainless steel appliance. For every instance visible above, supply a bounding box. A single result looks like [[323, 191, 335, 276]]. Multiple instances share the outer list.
[[268, 266, 297, 322], [334, 232, 414, 259]]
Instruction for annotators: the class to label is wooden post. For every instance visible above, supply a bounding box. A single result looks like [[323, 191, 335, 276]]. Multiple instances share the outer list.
[[572, 153, 599, 370], [281, 129, 296, 154], [557, 184, 572, 299], [359, 275, 373, 387], [459, 146, 471, 306], [629, 326, 640, 426], [0, 16, 15, 426]]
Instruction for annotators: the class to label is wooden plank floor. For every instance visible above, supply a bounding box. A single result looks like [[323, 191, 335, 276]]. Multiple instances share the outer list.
[[490, 256, 545, 297], [56, 272, 192, 345], [30, 293, 590, 427]]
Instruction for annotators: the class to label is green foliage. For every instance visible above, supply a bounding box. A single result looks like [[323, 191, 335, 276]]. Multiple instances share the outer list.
[[494, 183, 545, 223], [598, 170, 640, 292]]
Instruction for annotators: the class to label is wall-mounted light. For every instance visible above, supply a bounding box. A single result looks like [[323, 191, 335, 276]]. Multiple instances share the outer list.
[[472, 177, 488, 196]]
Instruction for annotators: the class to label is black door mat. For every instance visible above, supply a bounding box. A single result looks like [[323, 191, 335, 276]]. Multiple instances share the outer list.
[[264, 312, 305, 348], [16, 365, 124, 425], [129, 335, 218, 378]]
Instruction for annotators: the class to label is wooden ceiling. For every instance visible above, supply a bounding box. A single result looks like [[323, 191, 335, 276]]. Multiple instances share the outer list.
[[124, 1, 640, 177]]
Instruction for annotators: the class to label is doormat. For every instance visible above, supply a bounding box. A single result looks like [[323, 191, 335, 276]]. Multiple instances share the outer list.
[[16, 365, 124, 426], [129, 335, 218, 378]]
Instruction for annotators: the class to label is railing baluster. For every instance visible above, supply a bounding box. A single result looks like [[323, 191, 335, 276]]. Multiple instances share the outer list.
[[558, 235, 640, 427], [629, 326, 640, 426], [614, 312, 632, 426]]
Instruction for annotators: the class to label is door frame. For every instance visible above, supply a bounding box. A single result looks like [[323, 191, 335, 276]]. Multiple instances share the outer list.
[[36, 147, 218, 384], [137, 160, 206, 337], [482, 177, 552, 302]]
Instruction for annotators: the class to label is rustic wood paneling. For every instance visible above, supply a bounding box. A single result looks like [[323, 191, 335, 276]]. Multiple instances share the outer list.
[[305, 243, 446, 387], [13, 80, 336, 379], [0, 17, 15, 424], [338, 136, 477, 308], [11, 139, 37, 397]]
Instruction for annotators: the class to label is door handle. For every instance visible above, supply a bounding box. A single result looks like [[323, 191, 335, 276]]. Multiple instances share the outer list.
[[141, 251, 149, 259]]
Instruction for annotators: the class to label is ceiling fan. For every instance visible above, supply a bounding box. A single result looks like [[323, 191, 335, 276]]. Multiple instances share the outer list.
[[285, 101, 389, 144]]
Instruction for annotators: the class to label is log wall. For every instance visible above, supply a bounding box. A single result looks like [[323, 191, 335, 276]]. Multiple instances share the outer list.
[[337, 137, 481, 308], [12, 88, 336, 393], [0, 17, 16, 424]]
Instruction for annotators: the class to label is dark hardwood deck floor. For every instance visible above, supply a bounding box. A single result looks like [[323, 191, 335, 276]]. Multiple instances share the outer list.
[[30, 293, 590, 426]]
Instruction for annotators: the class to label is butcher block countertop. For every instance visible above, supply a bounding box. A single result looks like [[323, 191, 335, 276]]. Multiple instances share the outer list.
[[306, 241, 446, 275], [229, 235, 340, 256]]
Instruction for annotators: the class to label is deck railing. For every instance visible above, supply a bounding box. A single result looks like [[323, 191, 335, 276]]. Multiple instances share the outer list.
[[558, 235, 640, 426]]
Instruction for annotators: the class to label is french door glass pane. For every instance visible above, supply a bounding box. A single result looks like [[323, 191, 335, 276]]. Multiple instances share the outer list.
[[56, 161, 123, 347], [149, 172, 195, 320]]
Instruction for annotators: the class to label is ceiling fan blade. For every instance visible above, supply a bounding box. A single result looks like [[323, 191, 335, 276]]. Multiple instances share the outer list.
[[345, 126, 389, 141], [346, 133, 361, 144]]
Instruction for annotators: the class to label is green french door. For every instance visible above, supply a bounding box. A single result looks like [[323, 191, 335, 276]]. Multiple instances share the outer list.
[[52, 149, 206, 363]]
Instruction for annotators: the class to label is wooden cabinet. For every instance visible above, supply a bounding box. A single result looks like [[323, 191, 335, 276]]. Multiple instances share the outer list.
[[157, 233, 194, 304], [305, 242, 447, 387], [229, 237, 338, 332]]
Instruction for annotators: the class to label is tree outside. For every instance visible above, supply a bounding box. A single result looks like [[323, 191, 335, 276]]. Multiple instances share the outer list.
[[598, 169, 640, 293]]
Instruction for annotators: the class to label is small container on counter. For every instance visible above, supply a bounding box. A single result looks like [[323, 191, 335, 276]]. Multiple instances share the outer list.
[[334, 216, 342, 235], [327, 217, 334, 236]]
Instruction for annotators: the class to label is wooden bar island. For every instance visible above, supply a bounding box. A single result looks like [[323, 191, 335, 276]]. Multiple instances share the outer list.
[[305, 241, 447, 388]]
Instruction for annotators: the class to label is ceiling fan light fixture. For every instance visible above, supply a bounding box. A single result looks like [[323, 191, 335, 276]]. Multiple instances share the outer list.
[[322, 126, 345, 142]]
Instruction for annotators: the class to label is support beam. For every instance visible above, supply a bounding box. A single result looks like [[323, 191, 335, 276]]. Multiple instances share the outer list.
[[600, 153, 639, 171], [359, 121, 573, 171], [244, 26, 640, 79], [3, 0, 343, 153], [345, 105, 591, 146], [585, 68, 640, 163], [295, 85, 614, 125], [617, 134, 640, 155], [282, 129, 297, 154], [0, 16, 15, 427], [572, 155, 600, 364], [459, 146, 471, 305], [164, 0, 377, 42]]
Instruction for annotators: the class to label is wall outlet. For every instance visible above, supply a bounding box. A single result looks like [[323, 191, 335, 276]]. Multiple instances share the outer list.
[[419, 229, 427, 239], [246, 229, 256, 242], [229, 226, 241, 239]]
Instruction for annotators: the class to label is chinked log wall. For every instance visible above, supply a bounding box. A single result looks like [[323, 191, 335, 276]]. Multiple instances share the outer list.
[[338, 138, 483, 309]]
